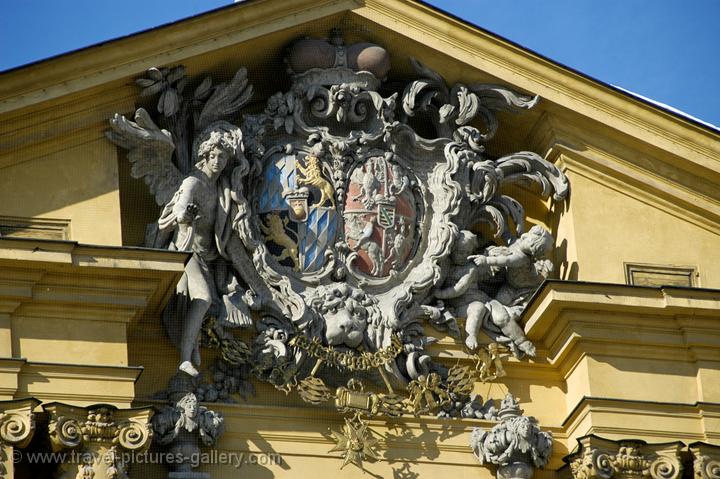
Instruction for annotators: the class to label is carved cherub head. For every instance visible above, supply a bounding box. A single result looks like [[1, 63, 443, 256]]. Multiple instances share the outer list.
[[517, 225, 553, 259], [451, 230, 479, 265], [194, 121, 246, 178]]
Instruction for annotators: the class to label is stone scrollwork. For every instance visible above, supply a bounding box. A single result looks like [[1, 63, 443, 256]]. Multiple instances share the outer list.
[[690, 443, 720, 479], [470, 394, 553, 479], [0, 398, 40, 450], [107, 27, 568, 468], [44, 403, 153, 479], [566, 436, 684, 479], [0, 398, 40, 479]]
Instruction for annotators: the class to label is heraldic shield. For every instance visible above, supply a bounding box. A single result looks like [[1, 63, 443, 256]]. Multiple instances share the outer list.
[[344, 154, 418, 277], [256, 149, 338, 273]]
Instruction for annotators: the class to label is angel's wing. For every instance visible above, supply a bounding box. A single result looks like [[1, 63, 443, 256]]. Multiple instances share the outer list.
[[106, 108, 183, 206], [196, 67, 253, 133]]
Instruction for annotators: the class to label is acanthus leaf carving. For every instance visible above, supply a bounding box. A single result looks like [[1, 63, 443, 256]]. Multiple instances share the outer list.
[[44, 403, 154, 479], [566, 436, 684, 479]]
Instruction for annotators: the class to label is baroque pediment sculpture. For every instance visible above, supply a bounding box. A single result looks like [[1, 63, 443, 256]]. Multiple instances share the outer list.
[[107, 29, 568, 462]]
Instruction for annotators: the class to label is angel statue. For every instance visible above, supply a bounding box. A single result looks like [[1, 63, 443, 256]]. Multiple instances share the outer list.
[[435, 225, 554, 358], [107, 109, 254, 377]]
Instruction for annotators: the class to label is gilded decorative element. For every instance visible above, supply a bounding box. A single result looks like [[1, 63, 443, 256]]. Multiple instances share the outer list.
[[329, 412, 380, 470]]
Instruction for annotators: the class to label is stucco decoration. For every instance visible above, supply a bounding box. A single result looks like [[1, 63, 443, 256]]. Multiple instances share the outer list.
[[107, 29, 567, 467], [470, 394, 553, 479], [153, 392, 225, 478], [44, 403, 153, 479], [565, 436, 684, 479]]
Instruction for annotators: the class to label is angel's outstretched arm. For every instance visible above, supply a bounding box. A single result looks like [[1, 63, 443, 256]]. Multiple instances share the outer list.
[[482, 249, 526, 268], [434, 265, 478, 299]]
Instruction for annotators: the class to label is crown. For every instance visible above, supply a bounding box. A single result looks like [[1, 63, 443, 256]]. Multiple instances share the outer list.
[[286, 30, 391, 91], [498, 393, 524, 420]]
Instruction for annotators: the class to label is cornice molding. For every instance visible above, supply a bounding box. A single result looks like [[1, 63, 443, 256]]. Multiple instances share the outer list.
[[0, 238, 188, 322], [562, 398, 720, 445], [356, 0, 720, 163], [0, 0, 360, 114], [523, 281, 720, 372], [525, 113, 720, 236]]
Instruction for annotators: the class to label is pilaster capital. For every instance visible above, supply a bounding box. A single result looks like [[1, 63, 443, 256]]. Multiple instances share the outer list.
[[43, 402, 153, 453], [0, 398, 40, 449], [689, 442, 720, 479], [566, 436, 683, 479]]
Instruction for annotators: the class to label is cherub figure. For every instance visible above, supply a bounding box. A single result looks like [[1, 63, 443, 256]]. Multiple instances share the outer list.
[[434, 230, 492, 347], [471, 225, 553, 357], [435, 226, 553, 357]]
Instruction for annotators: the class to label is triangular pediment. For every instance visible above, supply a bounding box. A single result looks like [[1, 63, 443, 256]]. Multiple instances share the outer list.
[[1, 2, 720, 477], [2, 0, 719, 211]]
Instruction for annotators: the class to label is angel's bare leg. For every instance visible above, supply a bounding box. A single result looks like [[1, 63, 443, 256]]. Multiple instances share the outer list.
[[464, 301, 487, 351], [487, 300, 535, 357], [179, 255, 213, 376]]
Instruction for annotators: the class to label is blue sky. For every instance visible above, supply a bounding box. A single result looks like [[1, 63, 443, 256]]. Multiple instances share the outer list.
[[1, 0, 719, 127]]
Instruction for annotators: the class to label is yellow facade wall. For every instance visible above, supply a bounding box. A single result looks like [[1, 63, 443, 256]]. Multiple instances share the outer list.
[[0, 138, 122, 245]]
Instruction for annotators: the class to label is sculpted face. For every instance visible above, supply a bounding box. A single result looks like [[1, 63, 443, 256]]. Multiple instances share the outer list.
[[182, 400, 198, 418], [324, 308, 366, 348], [202, 146, 229, 177]]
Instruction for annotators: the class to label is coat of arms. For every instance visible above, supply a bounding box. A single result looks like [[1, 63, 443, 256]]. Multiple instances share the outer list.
[[107, 29, 568, 464]]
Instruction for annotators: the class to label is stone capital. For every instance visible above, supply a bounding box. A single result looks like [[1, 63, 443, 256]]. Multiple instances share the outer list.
[[565, 436, 684, 479], [0, 397, 40, 449], [689, 442, 720, 479], [43, 402, 153, 479]]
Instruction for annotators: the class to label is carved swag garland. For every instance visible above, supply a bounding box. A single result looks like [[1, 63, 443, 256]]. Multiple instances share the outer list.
[[107, 32, 567, 468]]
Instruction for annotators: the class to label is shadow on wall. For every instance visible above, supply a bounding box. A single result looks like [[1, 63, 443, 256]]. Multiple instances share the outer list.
[[556, 238, 579, 281]]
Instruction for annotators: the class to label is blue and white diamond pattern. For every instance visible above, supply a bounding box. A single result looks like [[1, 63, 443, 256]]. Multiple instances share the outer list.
[[298, 207, 337, 272], [257, 152, 337, 272], [257, 154, 296, 213]]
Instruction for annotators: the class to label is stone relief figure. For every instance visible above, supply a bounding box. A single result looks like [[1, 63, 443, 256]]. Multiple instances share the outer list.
[[472, 225, 554, 356], [154, 392, 224, 477], [107, 31, 570, 427], [471, 394, 553, 479], [157, 122, 249, 377], [435, 226, 553, 357], [107, 112, 255, 377]]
